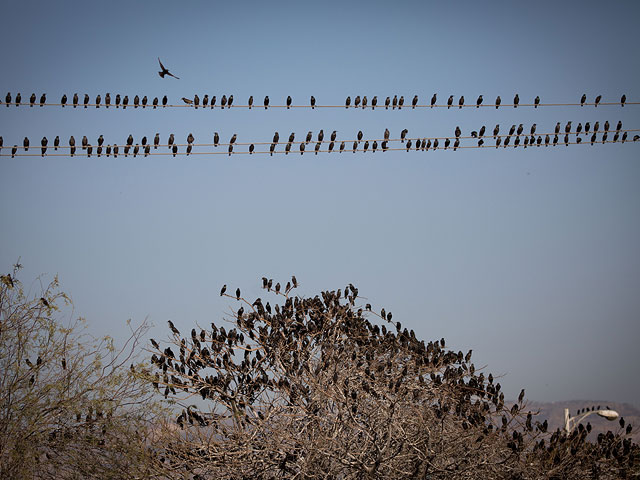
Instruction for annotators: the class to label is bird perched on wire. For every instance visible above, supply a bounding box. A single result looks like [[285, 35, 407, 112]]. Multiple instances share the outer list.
[[595, 95, 601, 107], [362, 96, 367, 109], [182, 97, 193, 105], [264, 96, 269, 109], [620, 94, 626, 107], [412, 95, 418, 109], [158, 58, 179, 79], [354, 95, 361, 108], [476, 95, 483, 108], [431, 93, 437, 108], [458, 96, 464, 109], [286, 95, 292, 109], [371, 96, 377, 109], [310, 95, 316, 109], [29, 93, 36, 107], [447, 95, 453, 109], [495, 96, 501, 109], [513, 93, 519, 107], [534, 96, 540, 108]]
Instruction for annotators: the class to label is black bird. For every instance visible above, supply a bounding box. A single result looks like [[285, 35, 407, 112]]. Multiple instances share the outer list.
[[273, 131, 279, 143], [400, 129, 408, 142], [545, 134, 550, 146], [479, 125, 486, 137], [352, 141, 357, 152], [310, 95, 316, 109], [564, 134, 569, 146], [555, 122, 561, 134], [585, 122, 591, 134], [220, 95, 227, 109], [513, 93, 519, 107], [476, 95, 483, 108], [331, 130, 337, 141], [504, 136, 510, 147], [289, 132, 295, 143], [314, 142, 320, 154], [201, 94, 208, 107], [23, 137, 29, 151], [285, 142, 291, 154], [553, 135, 558, 146], [116, 94, 121, 107], [248, 95, 253, 109], [306, 131, 312, 144], [5, 92, 10, 107], [517, 124, 523, 135], [300, 142, 305, 155], [595, 95, 601, 107], [142, 95, 148, 107], [113, 145, 119, 157], [478, 138, 484, 147], [158, 58, 180, 79], [235, 288, 241, 300], [162, 95, 168, 107], [30, 93, 36, 106], [604, 120, 609, 132], [616, 120, 622, 131], [371, 96, 377, 109], [453, 139, 459, 151], [430, 93, 437, 108], [412, 95, 418, 109], [495, 95, 501, 109], [357, 130, 363, 142], [447, 95, 453, 109], [82, 135, 88, 150], [134, 144, 140, 157], [210, 95, 216, 108], [105, 93, 111, 108], [622, 132, 627, 143], [471, 131, 478, 138], [134, 95, 140, 108], [536, 136, 542, 147], [621, 94, 626, 107], [381, 140, 388, 151], [455, 126, 461, 138], [122, 95, 129, 109], [93, 94, 99, 108], [187, 133, 194, 145], [354, 95, 361, 108], [515, 136, 521, 148], [144, 144, 150, 156], [15, 92, 21, 106], [154, 133, 159, 149], [286, 95, 292, 109], [593, 121, 599, 133], [39, 93, 46, 107], [372, 140, 377, 152], [220, 285, 226, 296], [263, 95, 269, 109], [392, 95, 398, 109], [458, 96, 464, 109], [362, 95, 367, 109], [565, 121, 572, 134], [493, 125, 500, 137], [363, 140, 369, 152], [340, 141, 345, 152], [346, 96, 351, 108], [12, 145, 17, 157], [444, 138, 450, 150], [168, 320, 180, 336], [249, 143, 255, 154], [318, 129, 324, 142], [54, 136, 60, 150], [406, 139, 412, 151], [385, 96, 390, 109], [509, 125, 516, 136], [0, 136, 3, 151], [384, 128, 390, 141], [613, 132, 619, 142], [227, 94, 234, 107], [230, 133, 237, 144], [172, 144, 178, 157], [270, 143, 276, 155], [168, 134, 175, 150], [69, 136, 76, 156], [425, 138, 431, 150], [433, 138, 439, 149], [576, 123, 582, 135], [534, 96, 540, 108], [633, 135, 639, 142], [580, 94, 586, 106], [398, 95, 404, 108], [182, 97, 193, 105], [328, 141, 335, 152], [214, 132, 219, 146], [127, 134, 134, 146]]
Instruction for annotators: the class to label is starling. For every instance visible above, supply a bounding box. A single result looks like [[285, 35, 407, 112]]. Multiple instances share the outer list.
[[172, 145, 177, 157], [406, 139, 412, 151], [226, 94, 233, 107], [536, 136, 542, 147], [580, 94, 586, 106], [471, 131, 477, 138], [564, 134, 569, 146], [340, 141, 345, 152], [372, 140, 377, 152], [97, 135, 104, 147], [144, 144, 150, 156], [385, 96, 390, 109], [363, 140, 369, 152], [593, 121, 599, 133], [134, 144, 140, 157], [585, 122, 591, 134], [534, 96, 540, 108], [187, 133, 194, 145], [328, 141, 335, 152], [228, 144, 233, 156], [168, 133, 175, 150], [306, 131, 312, 144], [384, 128, 390, 141], [285, 142, 291, 154], [346, 96, 351, 108], [158, 58, 180, 79], [11, 145, 17, 157], [331, 130, 337, 142], [249, 143, 255, 154], [493, 125, 500, 137], [426, 138, 431, 150], [444, 138, 450, 150], [447, 95, 453, 109], [5, 92, 10, 107], [523, 136, 528, 148], [433, 138, 439, 149], [362, 95, 367, 109], [601, 132, 607, 143], [314, 142, 320, 154], [382, 140, 388, 151], [97, 145, 102, 157], [495, 137, 502, 148], [134, 95, 139, 108], [220, 285, 226, 296], [318, 129, 324, 142], [54, 136, 59, 150], [154, 133, 160, 149], [310, 95, 316, 109], [230, 133, 237, 144], [398, 95, 404, 108], [453, 139, 459, 151], [392, 95, 398, 109], [352, 141, 357, 152], [23, 137, 29, 151], [39, 93, 46, 107], [595, 95, 601, 107], [371, 96, 377, 109], [273, 131, 279, 143], [621, 94, 626, 107], [82, 135, 88, 150], [430, 93, 437, 108], [15, 92, 21, 106], [613, 132, 619, 142], [616, 120, 622, 131], [514, 136, 520, 148], [455, 126, 461, 138], [248, 95, 253, 109], [214, 132, 220, 146], [565, 121, 572, 134], [142, 95, 148, 107], [162, 95, 168, 107], [116, 94, 121, 107], [286, 95, 292, 109], [127, 134, 134, 146], [40, 138, 49, 158], [210, 95, 216, 108], [495, 95, 501, 109], [517, 124, 523, 135], [604, 120, 609, 132], [113, 145, 119, 157], [504, 136, 510, 147], [264, 95, 269, 109], [182, 97, 193, 105], [105, 93, 111, 108], [30, 93, 36, 107], [270, 143, 276, 155], [622, 132, 627, 143], [354, 95, 361, 108], [476, 95, 483, 108], [513, 93, 519, 107], [299, 142, 305, 155], [576, 123, 582, 135], [553, 135, 558, 146], [69, 136, 76, 156], [411, 94, 418, 109], [289, 132, 295, 143], [94, 94, 99, 108], [220, 95, 227, 108], [122, 95, 129, 109], [478, 138, 484, 147], [479, 125, 486, 137], [458, 96, 464, 108], [509, 125, 516, 136], [357, 130, 363, 142]]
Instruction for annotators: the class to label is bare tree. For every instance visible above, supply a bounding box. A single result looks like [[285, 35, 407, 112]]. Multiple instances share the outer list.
[[0, 265, 169, 479]]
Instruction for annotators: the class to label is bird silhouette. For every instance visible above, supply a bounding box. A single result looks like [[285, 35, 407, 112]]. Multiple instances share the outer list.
[[210, 95, 216, 108], [54, 136, 59, 150], [182, 97, 193, 105], [94, 94, 99, 108], [385, 96, 390, 109], [134, 95, 140, 108], [534, 96, 540, 108], [162, 95, 168, 107], [314, 142, 320, 154], [513, 93, 519, 107], [142, 95, 148, 107], [447, 95, 453, 109], [29, 93, 36, 106], [230, 134, 237, 144], [264, 96, 269, 109], [354, 95, 361, 108], [249, 143, 255, 154], [15, 92, 21, 106], [345, 96, 351, 109], [227, 95, 234, 107], [158, 58, 180, 79], [154, 133, 159, 149], [300, 142, 305, 155], [331, 130, 337, 142], [248, 95, 253, 109], [220, 95, 227, 109], [458, 96, 464, 109], [39, 93, 46, 107], [595, 95, 601, 107], [476, 95, 483, 108], [168, 134, 175, 150], [105, 93, 111, 108], [362, 96, 367, 109], [384, 128, 390, 141], [23, 137, 29, 151], [328, 141, 335, 152], [310, 95, 316, 109], [455, 126, 461, 138], [621, 94, 626, 107], [214, 132, 219, 146], [412, 95, 418, 109], [495, 96, 501, 109], [4, 92, 10, 107], [392, 95, 398, 109], [431, 93, 437, 108], [286, 95, 292, 109], [122, 95, 129, 109], [398, 95, 404, 109], [371, 96, 377, 109], [580, 94, 586, 106]]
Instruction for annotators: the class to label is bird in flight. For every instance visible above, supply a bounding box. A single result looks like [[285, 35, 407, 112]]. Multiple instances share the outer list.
[[158, 58, 179, 79]]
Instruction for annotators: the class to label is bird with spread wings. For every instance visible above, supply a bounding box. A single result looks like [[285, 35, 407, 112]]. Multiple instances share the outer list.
[[158, 58, 179, 79]]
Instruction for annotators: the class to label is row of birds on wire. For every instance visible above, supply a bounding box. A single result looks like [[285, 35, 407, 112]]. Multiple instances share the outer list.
[[2, 125, 637, 158], [0, 92, 633, 109]]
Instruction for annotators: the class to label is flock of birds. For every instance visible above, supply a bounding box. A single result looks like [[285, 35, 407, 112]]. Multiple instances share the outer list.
[[0, 92, 631, 109], [2, 122, 637, 158]]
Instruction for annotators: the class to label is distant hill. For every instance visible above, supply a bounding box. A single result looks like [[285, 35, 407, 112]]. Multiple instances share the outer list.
[[521, 400, 639, 444]]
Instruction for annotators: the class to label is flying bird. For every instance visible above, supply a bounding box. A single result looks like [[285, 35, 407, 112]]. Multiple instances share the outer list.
[[158, 58, 180, 79]]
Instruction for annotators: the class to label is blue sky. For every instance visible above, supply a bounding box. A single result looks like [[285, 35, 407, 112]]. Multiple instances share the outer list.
[[1, 0, 639, 406]]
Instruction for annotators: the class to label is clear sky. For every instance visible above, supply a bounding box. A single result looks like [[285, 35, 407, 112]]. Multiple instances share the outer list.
[[1, 0, 639, 406]]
